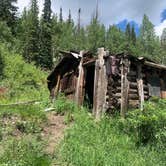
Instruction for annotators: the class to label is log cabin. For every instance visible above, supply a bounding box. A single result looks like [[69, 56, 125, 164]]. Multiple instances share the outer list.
[[47, 48, 166, 118]]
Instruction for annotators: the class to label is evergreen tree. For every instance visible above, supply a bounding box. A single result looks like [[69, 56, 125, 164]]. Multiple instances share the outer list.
[[77, 8, 81, 33], [0, 0, 18, 34], [59, 7, 63, 23], [161, 28, 166, 49], [139, 14, 156, 55], [39, 0, 53, 69], [125, 23, 131, 41], [86, 17, 105, 52], [68, 9, 72, 24], [106, 25, 126, 53], [131, 25, 136, 45], [19, 0, 39, 63]]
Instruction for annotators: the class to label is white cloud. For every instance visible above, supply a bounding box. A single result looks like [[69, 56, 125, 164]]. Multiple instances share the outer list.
[[17, 0, 44, 16], [155, 20, 166, 37], [17, 0, 166, 27]]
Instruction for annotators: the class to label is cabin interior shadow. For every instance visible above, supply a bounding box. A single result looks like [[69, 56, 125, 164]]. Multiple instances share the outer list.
[[83, 65, 95, 109]]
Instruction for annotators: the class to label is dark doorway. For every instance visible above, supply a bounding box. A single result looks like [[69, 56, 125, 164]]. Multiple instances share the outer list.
[[84, 65, 95, 109]]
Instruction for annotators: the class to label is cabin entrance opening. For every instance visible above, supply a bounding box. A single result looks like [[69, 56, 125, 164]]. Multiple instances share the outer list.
[[84, 64, 95, 109]]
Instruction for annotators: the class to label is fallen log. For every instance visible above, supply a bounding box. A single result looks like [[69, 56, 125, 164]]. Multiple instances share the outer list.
[[0, 100, 41, 107]]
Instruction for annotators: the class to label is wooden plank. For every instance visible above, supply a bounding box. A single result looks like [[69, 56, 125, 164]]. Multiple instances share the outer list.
[[120, 58, 130, 118], [75, 58, 85, 105], [93, 61, 99, 116], [144, 61, 166, 70], [93, 48, 108, 120], [137, 64, 144, 110]]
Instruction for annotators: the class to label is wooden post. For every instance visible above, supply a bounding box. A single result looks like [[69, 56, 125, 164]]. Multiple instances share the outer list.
[[93, 48, 108, 119], [75, 56, 85, 105], [137, 64, 144, 110], [120, 58, 129, 118], [50, 74, 60, 102]]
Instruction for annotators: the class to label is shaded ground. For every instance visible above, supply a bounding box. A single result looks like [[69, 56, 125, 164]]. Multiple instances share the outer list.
[[42, 112, 66, 155]]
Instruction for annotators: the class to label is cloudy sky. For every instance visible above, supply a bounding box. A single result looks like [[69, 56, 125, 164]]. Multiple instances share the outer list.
[[17, 0, 166, 36]]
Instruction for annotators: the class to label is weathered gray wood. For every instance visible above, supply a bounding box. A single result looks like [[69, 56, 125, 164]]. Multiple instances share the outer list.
[[137, 64, 144, 110], [120, 58, 130, 118], [93, 48, 108, 120], [75, 57, 85, 105], [145, 61, 166, 70]]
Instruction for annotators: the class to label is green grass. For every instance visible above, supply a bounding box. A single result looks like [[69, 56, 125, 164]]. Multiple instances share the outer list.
[[0, 136, 51, 166], [57, 105, 166, 166]]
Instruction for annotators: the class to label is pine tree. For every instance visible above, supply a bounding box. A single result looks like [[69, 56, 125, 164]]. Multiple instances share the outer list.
[[161, 28, 166, 49], [77, 8, 81, 33], [19, 0, 39, 63], [39, 0, 53, 69], [106, 25, 126, 53], [68, 9, 72, 24], [131, 25, 136, 45], [125, 23, 131, 41], [0, 0, 18, 34], [86, 17, 105, 52], [140, 14, 156, 55], [59, 7, 63, 23]]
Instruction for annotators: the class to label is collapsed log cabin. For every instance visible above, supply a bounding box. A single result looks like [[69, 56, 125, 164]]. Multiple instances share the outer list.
[[47, 48, 166, 119]]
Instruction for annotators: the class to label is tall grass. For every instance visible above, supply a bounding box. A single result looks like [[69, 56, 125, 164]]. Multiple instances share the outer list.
[[0, 136, 51, 166], [57, 101, 166, 166]]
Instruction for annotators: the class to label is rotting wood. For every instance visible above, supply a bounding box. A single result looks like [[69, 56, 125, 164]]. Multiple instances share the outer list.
[[75, 56, 85, 105], [54, 74, 61, 98], [145, 61, 166, 70], [93, 48, 107, 119], [93, 60, 99, 116], [120, 58, 130, 118], [137, 64, 144, 110]]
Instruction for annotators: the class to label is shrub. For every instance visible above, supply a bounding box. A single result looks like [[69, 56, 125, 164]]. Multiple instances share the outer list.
[[124, 98, 166, 148], [0, 44, 48, 101]]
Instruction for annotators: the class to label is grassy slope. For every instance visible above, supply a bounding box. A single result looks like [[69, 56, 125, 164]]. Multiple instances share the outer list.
[[0, 45, 165, 166]]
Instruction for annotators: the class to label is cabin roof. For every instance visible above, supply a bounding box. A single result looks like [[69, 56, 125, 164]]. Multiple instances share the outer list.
[[47, 51, 166, 85]]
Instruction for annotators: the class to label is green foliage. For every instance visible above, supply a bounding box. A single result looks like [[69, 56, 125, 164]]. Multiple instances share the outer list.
[[58, 109, 165, 166], [106, 25, 126, 53], [124, 99, 166, 148], [53, 95, 76, 114], [86, 18, 106, 52], [0, 136, 51, 166], [19, 0, 40, 63], [39, 0, 53, 69], [0, 44, 48, 101], [0, 21, 13, 44], [0, 50, 4, 79], [0, 0, 18, 34]]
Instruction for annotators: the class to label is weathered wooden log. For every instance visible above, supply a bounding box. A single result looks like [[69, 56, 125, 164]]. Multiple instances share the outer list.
[[120, 58, 130, 118], [137, 64, 144, 110], [129, 89, 138, 94]]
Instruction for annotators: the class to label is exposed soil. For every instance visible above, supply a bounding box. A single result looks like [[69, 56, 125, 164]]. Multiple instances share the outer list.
[[42, 112, 67, 155]]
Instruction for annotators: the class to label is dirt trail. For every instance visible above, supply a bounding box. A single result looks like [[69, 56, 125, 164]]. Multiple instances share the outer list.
[[42, 112, 66, 155]]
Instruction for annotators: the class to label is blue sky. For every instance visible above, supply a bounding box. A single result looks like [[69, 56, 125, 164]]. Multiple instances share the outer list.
[[17, 0, 166, 36]]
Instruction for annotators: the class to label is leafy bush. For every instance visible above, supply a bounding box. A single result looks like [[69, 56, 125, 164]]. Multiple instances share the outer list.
[[0, 136, 51, 166], [0, 44, 48, 101], [124, 98, 166, 147]]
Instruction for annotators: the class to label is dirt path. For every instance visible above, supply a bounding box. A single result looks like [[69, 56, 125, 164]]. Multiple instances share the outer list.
[[42, 112, 67, 155]]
